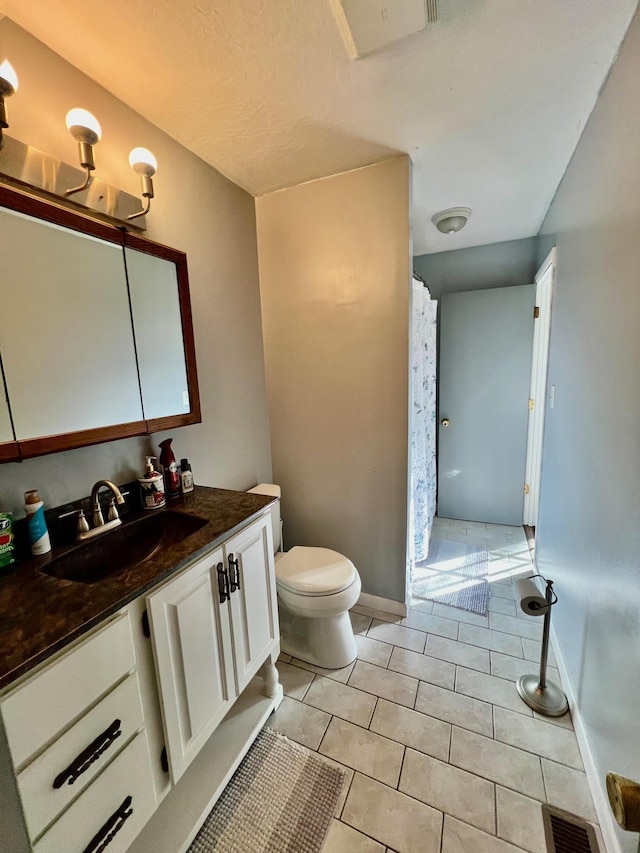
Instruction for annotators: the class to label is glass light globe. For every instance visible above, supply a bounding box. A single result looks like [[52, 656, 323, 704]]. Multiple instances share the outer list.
[[65, 108, 102, 145], [129, 147, 158, 177], [0, 59, 18, 95]]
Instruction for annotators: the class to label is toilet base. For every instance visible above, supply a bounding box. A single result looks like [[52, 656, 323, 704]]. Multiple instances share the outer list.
[[279, 607, 357, 670]]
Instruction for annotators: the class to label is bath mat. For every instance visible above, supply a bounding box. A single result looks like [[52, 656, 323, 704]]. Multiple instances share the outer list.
[[188, 727, 345, 853], [412, 537, 489, 615]]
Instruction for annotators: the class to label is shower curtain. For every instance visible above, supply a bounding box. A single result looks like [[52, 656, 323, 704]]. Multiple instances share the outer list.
[[410, 278, 437, 565]]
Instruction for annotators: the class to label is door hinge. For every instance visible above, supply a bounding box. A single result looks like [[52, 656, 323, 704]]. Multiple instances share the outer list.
[[534, 306, 540, 319], [524, 484, 530, 495], [528, 398, 535, 410]]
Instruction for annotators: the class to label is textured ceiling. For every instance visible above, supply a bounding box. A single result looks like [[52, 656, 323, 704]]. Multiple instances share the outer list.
[[0, 0, 637, 254]]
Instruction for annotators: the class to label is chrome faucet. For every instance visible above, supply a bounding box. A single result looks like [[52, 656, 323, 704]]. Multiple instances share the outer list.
[[58, 481, 128, 542], [90, 480, 125, 528]]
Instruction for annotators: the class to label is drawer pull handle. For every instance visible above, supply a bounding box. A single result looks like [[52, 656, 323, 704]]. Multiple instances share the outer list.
[[53, 718, 122, 789], [217, 562, 230, 603], [228, 553, 241, 593], [81, 794, 133, 853]]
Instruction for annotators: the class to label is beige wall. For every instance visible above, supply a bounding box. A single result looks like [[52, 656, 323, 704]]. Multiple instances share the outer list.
[[0, 19, 272, 514], [256, 157, 411, 602]]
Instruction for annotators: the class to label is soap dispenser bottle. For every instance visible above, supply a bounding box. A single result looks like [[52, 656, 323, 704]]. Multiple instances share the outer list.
[[159, 438, 180, 500], [139, 456, 166, 510]]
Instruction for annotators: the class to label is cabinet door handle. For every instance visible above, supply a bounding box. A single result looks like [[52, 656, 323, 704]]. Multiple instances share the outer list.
[[228, 553, 241, 593], [53, 719, 122, 789], [217, 562, 230, 603], [81, 794, 133, 853]]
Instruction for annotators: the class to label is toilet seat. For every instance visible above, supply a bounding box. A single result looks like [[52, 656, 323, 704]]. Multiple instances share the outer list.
[[275, 546, 357, 596]]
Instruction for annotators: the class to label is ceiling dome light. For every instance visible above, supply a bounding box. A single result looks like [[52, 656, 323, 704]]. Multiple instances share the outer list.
[[432, 207, 472, 234]]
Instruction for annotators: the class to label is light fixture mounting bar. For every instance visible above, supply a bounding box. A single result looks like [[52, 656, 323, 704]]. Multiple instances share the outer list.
[[0, 135, 147, 228]]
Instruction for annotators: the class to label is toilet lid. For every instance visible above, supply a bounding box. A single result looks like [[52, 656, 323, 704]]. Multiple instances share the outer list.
[[275, 546, 357, 596]]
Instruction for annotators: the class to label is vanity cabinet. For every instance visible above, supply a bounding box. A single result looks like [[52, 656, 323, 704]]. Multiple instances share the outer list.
[[146, 546, 236, 783], [0, 508, 281, 853], [147, 515, 277, 783], [225, 517, 279, 694], [0, 612, 157, 853]]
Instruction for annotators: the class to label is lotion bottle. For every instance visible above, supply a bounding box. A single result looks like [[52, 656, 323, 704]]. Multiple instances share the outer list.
[[24, 489, 51, 555]]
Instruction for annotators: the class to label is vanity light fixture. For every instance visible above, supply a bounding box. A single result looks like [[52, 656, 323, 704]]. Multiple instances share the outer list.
[[65, 108, 102, 196], [432, 206, 472, 234], [0, 59, 19, 151], [127, 147, 157, 220]]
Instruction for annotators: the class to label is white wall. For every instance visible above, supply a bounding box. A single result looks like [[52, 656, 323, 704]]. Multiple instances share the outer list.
[[537, 8, 640, 852], [0, 19, 272, 514], [256, 158, 411, 602]]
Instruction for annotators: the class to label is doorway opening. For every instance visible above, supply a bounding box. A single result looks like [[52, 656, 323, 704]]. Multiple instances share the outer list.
[[408, 263, 553, 613]]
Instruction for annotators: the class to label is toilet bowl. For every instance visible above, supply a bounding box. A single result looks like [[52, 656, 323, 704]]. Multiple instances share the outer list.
[[247, 485, 361, 670]]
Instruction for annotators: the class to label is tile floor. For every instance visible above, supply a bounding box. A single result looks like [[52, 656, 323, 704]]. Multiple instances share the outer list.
[[269, 517, 603, 853]]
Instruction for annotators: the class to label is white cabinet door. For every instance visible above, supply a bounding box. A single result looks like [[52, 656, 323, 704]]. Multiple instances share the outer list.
[[225, 516, 278, 694], [146, 548, 235, 782]]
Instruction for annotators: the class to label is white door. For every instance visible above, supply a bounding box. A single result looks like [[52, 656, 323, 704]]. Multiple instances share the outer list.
[[146, 547, 235, 782], [438, 285, 535, 525], [523, 249, 556, 526], [225, 516, 278, 694]]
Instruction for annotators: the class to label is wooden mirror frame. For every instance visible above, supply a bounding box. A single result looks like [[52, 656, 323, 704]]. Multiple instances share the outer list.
[[0, 184, 201, 462]]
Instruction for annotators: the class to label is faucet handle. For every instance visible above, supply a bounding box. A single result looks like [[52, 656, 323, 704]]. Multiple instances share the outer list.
[[92, 502, 104, 529], [58, 508, 90, 536], [107, 498, 121, 522], [76, 509, 90, 535]]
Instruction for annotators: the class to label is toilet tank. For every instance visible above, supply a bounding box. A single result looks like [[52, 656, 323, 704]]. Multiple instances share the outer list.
[[246, 484, 281, 552]]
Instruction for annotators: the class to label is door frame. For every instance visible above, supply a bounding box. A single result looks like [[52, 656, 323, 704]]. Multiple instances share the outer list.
[[523, 248, 556, 526]]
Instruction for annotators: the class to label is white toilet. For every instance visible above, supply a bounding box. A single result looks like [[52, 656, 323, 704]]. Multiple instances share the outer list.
[[248, 484, 361, 670]]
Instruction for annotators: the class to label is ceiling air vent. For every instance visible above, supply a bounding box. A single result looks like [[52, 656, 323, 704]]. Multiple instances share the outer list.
[[331, 0, 437, 59], [542, 805, 601, 853]]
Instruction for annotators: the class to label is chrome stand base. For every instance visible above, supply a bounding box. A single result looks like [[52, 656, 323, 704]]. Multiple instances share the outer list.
[[516, 674, 569, 717]]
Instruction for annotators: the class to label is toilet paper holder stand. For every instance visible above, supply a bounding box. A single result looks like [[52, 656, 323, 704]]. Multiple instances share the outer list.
[[516, 574, 569, 718]]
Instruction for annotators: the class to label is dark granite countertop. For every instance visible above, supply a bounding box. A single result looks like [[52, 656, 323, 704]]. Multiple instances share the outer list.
[[0, 486, 275, 692]]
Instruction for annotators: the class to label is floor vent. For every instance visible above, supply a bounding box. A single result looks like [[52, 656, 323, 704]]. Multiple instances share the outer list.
[[543, 805, 600, 853]]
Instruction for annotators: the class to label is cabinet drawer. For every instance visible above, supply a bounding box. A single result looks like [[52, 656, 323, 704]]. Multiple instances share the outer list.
[[2, 612, 136, 768], [17, 673, 145, 841], [34, 730, 156, 853]]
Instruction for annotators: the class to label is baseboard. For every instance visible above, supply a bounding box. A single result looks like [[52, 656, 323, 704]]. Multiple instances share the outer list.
[[357, 591, 407, 617], [549, 623, 622, 853]]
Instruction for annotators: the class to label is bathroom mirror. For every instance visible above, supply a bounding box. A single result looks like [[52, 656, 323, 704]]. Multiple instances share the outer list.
[[124, 237, 199, 430], [0, 393, 13, 444], [1, 207, 144, 446], [0, 374, 18, 461], [0, 185, 200, 460]]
